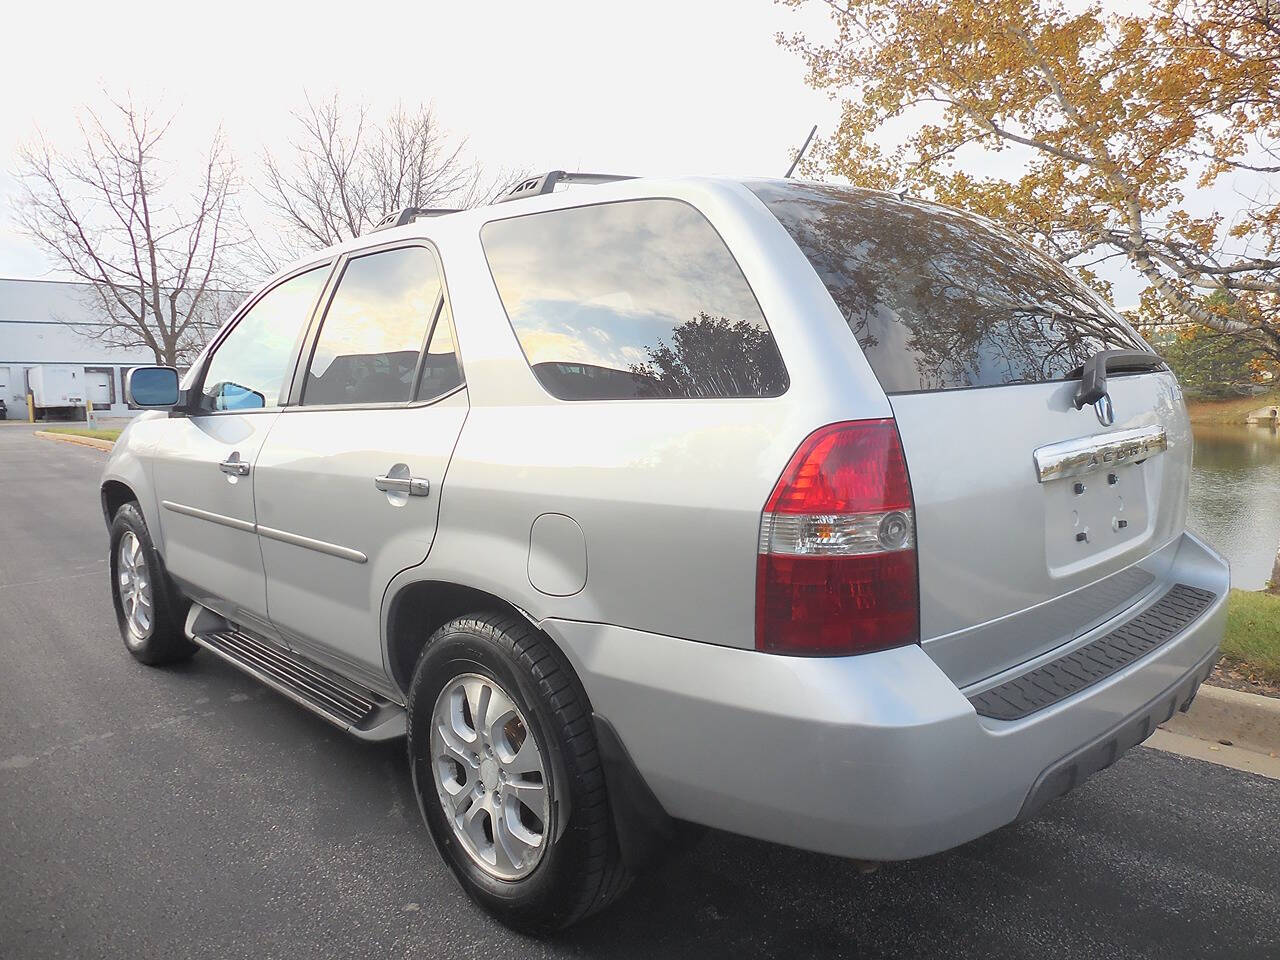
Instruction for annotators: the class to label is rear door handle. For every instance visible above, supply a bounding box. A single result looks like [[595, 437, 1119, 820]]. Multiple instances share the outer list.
[[219, 457, 250, 477], [375, 475, 429, 497]]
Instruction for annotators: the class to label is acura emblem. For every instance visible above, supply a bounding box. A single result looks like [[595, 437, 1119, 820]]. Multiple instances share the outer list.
[[1094, 393, 1115, 426]]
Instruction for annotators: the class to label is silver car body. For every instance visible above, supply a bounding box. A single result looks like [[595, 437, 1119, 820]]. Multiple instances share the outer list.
[[102, 175, 1229, 861]]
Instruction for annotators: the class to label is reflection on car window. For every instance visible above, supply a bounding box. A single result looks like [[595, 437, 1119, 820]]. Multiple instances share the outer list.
[[482, 199, 788, 400], [303, 246, 443, 406], [415, 306, 463, 402], [745, 180, 1150, 393], [201, 265, 330, 411]]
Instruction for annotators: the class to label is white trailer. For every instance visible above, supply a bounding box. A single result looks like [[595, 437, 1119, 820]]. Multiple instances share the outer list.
[[26, 365, 86, 420]]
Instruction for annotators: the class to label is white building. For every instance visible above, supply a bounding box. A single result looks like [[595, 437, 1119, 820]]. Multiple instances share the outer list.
[[0, 277, 242, 419]]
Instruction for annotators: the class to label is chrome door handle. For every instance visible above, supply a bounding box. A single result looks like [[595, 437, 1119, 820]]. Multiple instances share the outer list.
[[374, 475, 429, 497], [219, 458, 250, 477]]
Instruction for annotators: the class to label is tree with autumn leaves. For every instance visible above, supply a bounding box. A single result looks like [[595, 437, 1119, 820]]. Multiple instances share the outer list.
[[780, 0, 1280, 373]]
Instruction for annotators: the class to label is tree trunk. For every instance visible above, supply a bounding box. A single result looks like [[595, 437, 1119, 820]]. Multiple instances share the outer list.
[[1270, 537, 1280, 595]]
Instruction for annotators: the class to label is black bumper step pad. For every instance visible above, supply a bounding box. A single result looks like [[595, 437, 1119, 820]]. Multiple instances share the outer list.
[[968, 583, 1217, 722]]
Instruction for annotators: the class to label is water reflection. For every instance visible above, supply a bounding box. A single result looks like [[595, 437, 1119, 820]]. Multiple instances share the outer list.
[[1188, 424, 1280, 588]]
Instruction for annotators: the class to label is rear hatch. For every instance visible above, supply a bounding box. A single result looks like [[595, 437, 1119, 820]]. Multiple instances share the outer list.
[[747, 180, 1193, 688]]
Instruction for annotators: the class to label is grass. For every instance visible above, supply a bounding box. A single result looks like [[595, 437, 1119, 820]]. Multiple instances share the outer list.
[[1183, 388, 1280, 425], [1222, 589, 1280, 684], [43, 426, 122, 443]]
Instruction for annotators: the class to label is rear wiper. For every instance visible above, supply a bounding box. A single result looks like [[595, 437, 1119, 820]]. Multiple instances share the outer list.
[[1068, 349, 1165, 410]]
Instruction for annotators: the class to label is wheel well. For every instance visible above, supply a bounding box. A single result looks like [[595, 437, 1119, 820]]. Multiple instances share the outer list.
[[101, 480, 137, 526], [385, 581, 533, 694]]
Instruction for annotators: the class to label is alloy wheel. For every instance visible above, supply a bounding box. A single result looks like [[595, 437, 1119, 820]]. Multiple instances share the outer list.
[[117, 531, 154, 643], [429, 673, 550, 880]]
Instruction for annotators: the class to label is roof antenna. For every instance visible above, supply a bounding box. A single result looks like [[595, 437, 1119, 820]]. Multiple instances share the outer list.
[[784, 124, 818, 178]]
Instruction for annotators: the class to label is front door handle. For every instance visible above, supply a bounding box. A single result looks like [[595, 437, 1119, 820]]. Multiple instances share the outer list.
[[375, 475, 429, 497], [219, 457, 250, 477]]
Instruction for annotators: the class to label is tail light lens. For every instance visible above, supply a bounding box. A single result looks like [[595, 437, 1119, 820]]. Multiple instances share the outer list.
[[755, 419, 920, 656]]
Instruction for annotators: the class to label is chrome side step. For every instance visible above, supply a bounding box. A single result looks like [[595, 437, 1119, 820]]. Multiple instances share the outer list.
[[187, 617, 405, 741]]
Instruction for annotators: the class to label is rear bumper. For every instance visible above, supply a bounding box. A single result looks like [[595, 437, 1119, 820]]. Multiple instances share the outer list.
[[545, 531, 1229, 861]]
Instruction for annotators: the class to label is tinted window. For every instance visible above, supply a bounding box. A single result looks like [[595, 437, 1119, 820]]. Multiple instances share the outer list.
[[201, 265, 329, 410], [303, 247, 443, 406], [415, 306, 463, 402], [746, 181, 1151, 393], [482, 199, 787, 400]]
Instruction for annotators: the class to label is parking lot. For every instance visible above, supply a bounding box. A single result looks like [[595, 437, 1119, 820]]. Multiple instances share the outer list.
[[1, 425, 1277, 960]]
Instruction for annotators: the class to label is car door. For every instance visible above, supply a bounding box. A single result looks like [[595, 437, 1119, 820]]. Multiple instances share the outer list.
[[150, 263, 332, 637], [252, 243, 467, 689]]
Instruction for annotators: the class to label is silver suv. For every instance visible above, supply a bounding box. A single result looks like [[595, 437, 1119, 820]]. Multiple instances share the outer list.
[[102, 172, 1229, 932]]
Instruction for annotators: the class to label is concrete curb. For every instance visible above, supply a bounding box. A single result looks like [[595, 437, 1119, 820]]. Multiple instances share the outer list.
[[1160, 683, 1280, 757], [32, 430, 115, 452]]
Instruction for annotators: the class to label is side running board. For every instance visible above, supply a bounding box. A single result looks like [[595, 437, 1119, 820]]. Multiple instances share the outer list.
[[187, 616, 406, 741]]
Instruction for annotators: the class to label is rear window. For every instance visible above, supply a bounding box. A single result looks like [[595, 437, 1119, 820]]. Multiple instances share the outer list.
[[746, 180, 1150, 393], [482, 198, 788, 400]]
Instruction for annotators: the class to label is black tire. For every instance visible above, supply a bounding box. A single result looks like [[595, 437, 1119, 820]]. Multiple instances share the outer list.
[[407, 612, 630, 933], [108, 501, 197, 665]]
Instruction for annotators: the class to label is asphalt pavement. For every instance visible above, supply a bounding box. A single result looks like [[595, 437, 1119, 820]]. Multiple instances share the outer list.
[[1, 424, 1277, 960]]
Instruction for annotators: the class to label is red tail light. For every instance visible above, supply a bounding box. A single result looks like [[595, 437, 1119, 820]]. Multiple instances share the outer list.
[[755, 419, 920, 656]]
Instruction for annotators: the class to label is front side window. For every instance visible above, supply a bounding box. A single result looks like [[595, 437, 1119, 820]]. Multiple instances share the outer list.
[[482, 199, 788, 400], [745, 180, 1151, 393], [200, 265, 330, 411], [302, 246, 444, 406]]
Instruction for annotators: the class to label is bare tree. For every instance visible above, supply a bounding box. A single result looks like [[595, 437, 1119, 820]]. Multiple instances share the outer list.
[[14, 99, 240, 366], [259, 96, 517, 261]]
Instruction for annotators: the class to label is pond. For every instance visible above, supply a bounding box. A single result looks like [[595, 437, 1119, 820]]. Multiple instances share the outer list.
[[1187, 424, 1280, 589]]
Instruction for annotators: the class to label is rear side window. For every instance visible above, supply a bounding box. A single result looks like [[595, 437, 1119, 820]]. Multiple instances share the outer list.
[[482, 199, 788, 400], [302, 246, 445, 406], [745, 180, 1150, 393]]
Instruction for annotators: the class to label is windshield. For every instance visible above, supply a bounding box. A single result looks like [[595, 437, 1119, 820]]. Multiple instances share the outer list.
[[745, 180, 1152, 393]]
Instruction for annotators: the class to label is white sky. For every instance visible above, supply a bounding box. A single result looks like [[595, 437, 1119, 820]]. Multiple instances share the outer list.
[[0, 0, 1266, 310]]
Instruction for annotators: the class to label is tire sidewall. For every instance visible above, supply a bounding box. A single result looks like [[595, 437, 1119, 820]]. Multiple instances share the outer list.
[[110, 504, 154, 648], [408, 626, 594, 928], [109, 502, 186, 663]]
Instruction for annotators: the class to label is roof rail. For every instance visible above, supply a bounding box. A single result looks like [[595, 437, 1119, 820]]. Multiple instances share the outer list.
[[495, 170, 636, 204], [369, 207, 462, 233]]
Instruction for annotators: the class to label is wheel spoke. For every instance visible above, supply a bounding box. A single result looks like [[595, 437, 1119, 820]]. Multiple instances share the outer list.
[[460, 793, 491, 852], [504, 778, 545, 808], [495, 800, 542, 865], [483, 686, 517, 746], [435, 722, 475, 768], [502, 736, 543, 776], [444, 780, 476, 815], [472, 683, 492, 743], [436, 717, 475, 764], [490, 813, 523, 874]]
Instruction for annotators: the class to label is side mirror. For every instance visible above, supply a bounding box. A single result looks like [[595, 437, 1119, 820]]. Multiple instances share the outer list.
[[126, 366, 181, 408], [214, 382, 266, 411]]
